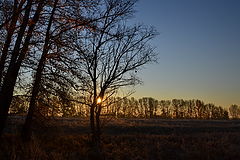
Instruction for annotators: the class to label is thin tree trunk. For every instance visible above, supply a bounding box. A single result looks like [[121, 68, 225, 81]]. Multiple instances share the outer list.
[[90, 104, 96, 142], [22, 0, 58, 141], [91, 42, 98, 144], [95, 104, 102, 143]]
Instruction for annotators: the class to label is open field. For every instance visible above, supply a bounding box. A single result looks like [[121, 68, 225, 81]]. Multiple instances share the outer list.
[[1, 116, 240, 160]]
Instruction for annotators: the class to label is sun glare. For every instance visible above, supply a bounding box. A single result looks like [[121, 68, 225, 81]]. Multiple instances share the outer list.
[[97, 97, 102, 104]]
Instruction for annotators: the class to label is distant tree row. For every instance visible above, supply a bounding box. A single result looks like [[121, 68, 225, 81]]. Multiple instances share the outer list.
[[10, 96, 234, 119], [113, 97, 229, 119], [229, 104, 240, 119]]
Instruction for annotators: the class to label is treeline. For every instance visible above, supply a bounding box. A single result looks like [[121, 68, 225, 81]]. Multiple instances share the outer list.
[[112, 98, 229, 119], [229, 104, 240, 119], [10, 96, 236, 119]]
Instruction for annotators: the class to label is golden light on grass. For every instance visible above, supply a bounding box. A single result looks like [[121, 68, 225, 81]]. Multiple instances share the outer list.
[[97, 97, 102, 104]]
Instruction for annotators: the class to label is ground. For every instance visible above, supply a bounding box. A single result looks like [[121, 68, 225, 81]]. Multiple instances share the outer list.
[[1, 116, 240, 160]]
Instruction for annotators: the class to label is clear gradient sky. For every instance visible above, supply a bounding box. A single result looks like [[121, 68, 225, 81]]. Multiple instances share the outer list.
[[132, 0, 240, 108]]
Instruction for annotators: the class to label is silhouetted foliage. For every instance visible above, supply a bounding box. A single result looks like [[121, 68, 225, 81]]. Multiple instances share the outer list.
[[9, 97, 230, 120], [10, 95, 28, 115], [229, 104, 240, 119]]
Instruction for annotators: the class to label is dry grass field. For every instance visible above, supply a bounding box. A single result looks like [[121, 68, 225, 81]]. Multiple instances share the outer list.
[[1, 116, 240, 160]]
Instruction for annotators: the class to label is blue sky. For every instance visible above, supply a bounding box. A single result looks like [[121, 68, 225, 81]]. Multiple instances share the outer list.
[[132, 0, 240, 108]]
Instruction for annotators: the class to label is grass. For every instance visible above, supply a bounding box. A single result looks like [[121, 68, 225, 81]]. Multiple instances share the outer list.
[[1, 116, 240, 160]]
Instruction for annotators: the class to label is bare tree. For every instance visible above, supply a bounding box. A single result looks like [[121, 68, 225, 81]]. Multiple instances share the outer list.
[[21, 0, 59, 141], [0, 0, 46, 135], [21, 0, 101, 141], [71, 0, 157, 148]]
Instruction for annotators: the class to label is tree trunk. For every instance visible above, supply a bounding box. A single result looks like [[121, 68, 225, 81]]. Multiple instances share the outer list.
[[0, 0, 33, 134], [0, 66, 22, 134], [0, 0, 43, 136], [22, 0, 58, 142], [90, 104, 96, 142], [95, 104, 102, 143]]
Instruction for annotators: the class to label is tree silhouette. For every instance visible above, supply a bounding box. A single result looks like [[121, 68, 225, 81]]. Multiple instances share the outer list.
[[71, 0, 157, 146], [0, 0, 46, 135], [229, 104, 240, 119]]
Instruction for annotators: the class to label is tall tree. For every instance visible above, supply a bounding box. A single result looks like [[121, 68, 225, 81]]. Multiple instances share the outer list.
[[21, 0, 100, 141], [0, 0, 45, 135], [21, 0, 59, 141], [72, 0, 157, 146]]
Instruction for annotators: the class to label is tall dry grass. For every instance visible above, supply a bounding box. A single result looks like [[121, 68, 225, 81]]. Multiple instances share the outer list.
[[1, 117, 240, 160]]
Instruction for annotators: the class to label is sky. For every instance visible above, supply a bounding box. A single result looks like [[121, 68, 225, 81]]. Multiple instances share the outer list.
[[132, 0, 240, 108]]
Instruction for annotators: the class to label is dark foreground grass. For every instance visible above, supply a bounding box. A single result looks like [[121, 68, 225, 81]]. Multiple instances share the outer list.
[[1, 117, 240, 160]]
